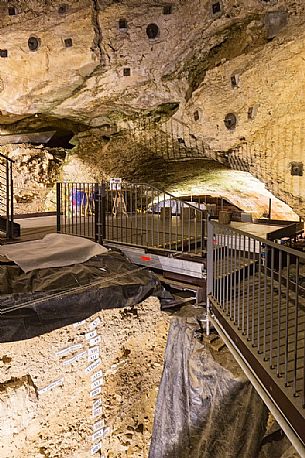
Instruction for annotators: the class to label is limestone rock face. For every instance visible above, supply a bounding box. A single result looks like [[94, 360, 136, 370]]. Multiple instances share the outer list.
[[1, 144, 65, 213], [0, 0, 304, 215]]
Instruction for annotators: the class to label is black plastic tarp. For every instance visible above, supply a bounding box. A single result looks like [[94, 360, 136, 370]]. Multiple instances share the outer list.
[[0, 250, 163, 342], [149, 308, 268, 458]]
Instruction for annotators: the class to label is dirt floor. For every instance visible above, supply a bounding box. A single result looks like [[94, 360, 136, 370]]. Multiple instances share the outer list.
[[0, 297, 170, 458]]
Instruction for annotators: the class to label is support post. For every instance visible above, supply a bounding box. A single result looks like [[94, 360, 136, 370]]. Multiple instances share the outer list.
[[95, 183, 106, 244], [9, 161, 14, 239], [56, 182, 61, 233], [268, 198, 272, 220], [206, 216, 214, 335]]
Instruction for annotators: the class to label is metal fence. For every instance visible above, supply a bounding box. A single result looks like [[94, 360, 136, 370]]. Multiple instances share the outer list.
[[206, 218, 305, 446], [128, 115, 208, 161], [56, 181, 206, 256], [0, 152, 15, 239]]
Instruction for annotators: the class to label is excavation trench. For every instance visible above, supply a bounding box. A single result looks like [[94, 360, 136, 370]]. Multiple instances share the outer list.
[[0, 224, 300, 458]]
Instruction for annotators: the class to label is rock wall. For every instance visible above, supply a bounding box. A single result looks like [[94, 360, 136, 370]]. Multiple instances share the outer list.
[[0, 0, 304, 216], [1, 144, 65, 214]]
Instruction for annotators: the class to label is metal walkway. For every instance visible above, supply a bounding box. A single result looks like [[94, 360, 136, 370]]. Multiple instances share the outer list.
[[206, 219, 305, 455], [56, 180, 305, 452]]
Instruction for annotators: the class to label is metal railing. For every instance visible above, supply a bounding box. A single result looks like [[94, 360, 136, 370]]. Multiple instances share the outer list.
[[57, 181, 206, 256], [206, 218, 305, 447], [127, 115, 209, 161], [0, 152, 15, 239]]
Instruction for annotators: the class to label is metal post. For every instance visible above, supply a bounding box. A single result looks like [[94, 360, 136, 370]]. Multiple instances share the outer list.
[[206, 217, 214, 336], [95, 182, 106, 244], [268, 198, 272, 220], [9, 161, 14, 239], [5, 161, 9, 238], [56, 182, 61, 233]]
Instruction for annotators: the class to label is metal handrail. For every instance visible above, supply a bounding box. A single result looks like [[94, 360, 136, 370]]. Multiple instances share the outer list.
[[206, 218, 305, 448], [211, 219, 305, 260], [0, 152, 14, 163], [125, 182, 206, 214], [57, 180, 207, 256]]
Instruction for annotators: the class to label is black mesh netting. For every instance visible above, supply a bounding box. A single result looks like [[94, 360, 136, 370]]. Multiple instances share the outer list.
[[0, 251, 166, 342], [149, 308, 269, 458]]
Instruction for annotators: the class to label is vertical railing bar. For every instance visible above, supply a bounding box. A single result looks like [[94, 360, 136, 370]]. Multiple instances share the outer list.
[[215, 233, 219, 301], [9, 161, 13, 239], [277, 249, 282, 376], [285, 254, 290, 386], [242, 235, 246, 334], [181, 201, 184, 253], [251, 239, 256, 346], [246, 236, 251, 339], [194, 208, 198, 254], [238, 233, 241, 329], [157, 192, 160, 248], [140, 185, 143, 246], [5, 161, 9, 238], [169, 194, 172, 250], [257, 242, 262, 353], [87, 183, 90, 238], [175, 196, 178, 252], [151, 189, 154, 247], [71, 182, 74, 235], [293, 257, 299, 396], [135, 185, 138, 245], [56, 182, 61, 233], [146, 187, 149, 248], [229, 229, 233, 320], [233, 232, 237, 324], [164, 192, 167, 249], [270, 247, 275, 368], [119, 185, 123, 243], [263, 244, 268, 360], [188, 205, 191, 253], [130, 185, 133, 245], [219, 228, 222, 307], [63, 183, 66, 234], [226, 229, 229, 315]]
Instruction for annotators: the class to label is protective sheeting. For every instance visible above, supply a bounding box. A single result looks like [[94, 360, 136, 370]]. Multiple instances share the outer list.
[[149, 308, 268, 458], [0, 233, 107, 273], [0, 251, 163, 343]]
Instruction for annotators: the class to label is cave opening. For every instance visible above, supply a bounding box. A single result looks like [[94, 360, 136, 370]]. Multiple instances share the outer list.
[[45, 129, 75, 149]]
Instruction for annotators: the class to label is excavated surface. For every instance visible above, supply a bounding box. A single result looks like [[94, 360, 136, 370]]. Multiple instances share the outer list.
[[0, 297, 169, 458]]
